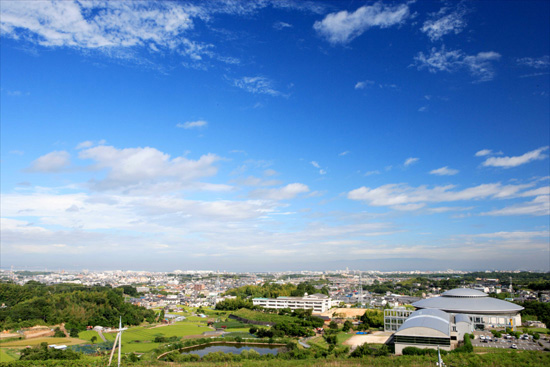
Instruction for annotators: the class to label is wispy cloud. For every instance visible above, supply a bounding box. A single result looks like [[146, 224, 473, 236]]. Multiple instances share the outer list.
[[482, 146, 549, 168], [339, 151, 350, 156], [421, 4, 469, 42], [26, 151, 71, 173], [414, 46, 501, 82], [232, 76, 283, 96], [404, 157, 419, 167], [481, 195, 549, 217], [177, 120, 208, 129], [517, 55, 550, 69], [250, 183, 309, 200], [311, 161, 327, 175], [475, 149, 493, 157], [355, 80, 375, 89], [313, 2, 409, 44], [348, 181, 541, 209], [430, 166, 459, 176], [273, 21, 292, 30]]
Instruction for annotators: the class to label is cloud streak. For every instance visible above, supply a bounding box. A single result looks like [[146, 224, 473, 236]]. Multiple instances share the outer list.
[[414, 46, 501, 82], [482, 147, 549, 168], [313, 2, 409, 44]]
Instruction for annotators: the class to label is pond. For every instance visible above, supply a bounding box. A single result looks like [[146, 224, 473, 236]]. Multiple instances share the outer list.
[[181, 342, 280, 357]]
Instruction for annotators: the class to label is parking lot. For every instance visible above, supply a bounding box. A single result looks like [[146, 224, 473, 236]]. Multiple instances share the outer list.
[[472, 335, 543, 351]]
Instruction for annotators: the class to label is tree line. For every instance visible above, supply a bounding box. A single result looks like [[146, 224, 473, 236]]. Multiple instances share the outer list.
[[0, 281, 155, 331]]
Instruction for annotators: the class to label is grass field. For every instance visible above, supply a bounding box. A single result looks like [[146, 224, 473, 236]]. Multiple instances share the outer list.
[[231, 309, 298, 324], [0, 337, 87, 348], [0, 348, 17, 362], [336, 333, 354, 345], [87, 322, 212, 353]]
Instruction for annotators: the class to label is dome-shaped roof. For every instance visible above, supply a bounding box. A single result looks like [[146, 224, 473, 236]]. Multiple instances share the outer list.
[[442, 288, 488, 298], [412, 287, 523, 315]]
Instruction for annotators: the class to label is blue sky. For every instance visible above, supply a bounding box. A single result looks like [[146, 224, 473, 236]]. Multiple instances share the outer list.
[[1, 0, 549, 272]]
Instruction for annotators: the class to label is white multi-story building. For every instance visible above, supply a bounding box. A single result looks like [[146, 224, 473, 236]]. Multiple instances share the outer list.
[[252, 293, 331, 313]]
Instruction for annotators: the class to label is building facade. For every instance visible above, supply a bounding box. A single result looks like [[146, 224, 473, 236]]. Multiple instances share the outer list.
[[252, 293, 331, 313], [411, 288, 523, 330]]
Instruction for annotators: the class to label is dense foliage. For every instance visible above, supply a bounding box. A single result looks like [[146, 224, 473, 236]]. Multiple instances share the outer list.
[[517, 300, 550, 327], [0, 281, 155, 331], [19, 342, 81, 361], [214, 297, 255, 310], [223, 282, 329, 299]]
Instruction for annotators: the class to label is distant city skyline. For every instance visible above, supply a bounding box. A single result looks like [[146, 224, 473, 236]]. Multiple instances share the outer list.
[[1, 1, 549, 271]]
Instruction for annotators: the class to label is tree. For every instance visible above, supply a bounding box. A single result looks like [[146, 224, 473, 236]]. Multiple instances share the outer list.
[[69, 328, 79, 338], [329, 321, 338, 330], [342, 320, 352, 332], [91, 336, 97, 344]]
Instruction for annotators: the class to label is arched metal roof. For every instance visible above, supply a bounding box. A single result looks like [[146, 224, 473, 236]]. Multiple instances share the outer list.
[[395, 309, 450, 336]]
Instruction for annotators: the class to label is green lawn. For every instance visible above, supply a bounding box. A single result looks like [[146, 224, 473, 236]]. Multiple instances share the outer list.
[[306, 336, 328, 349], [74, 321, 212, 354], [0, 348, 17, 362], [336, 332, 354, 345], [77, 330, 102, 343], [231, 309, 298, 324]]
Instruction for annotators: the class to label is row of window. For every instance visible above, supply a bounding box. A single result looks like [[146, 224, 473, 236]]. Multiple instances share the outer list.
[[395, 336, 451, 346]]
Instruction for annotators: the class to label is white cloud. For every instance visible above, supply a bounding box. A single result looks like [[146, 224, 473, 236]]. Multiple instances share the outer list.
[[0, 1, 215, 61], [467, 230, 549, 239], [339, 151, 350, 156], [475, 149, 492, 157], [404, 157, 419, 166], [27, 151, 71, 173], [348, 181, 540, 208], [517, 56, 550, 69], [313, 2, 409, 44], [78, 145, 221, 191], [319, 169, 327, 175], [311, 161, 321, 168], [414, 46, 501, 82], [421, 5, 468, 42], [177, 120, 208, 129], [481, 195, 549, 217], [232, 76, 282, 96], [273, 21, 292, 30], [76, 141, 94, 149], [418, 106, 427, 112], [250, 183, 309, 200], [430, 166, 459, 176], [482, 146, 549, 168], [355, 80, 375, 89]]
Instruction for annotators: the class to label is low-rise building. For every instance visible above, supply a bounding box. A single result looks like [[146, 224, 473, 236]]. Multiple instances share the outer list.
[[252, 293, 331, 313]]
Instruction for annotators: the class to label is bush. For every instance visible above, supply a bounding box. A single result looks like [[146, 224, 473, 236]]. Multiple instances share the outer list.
[[350, 342, 373, 357]]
